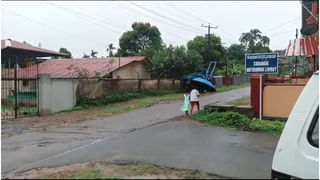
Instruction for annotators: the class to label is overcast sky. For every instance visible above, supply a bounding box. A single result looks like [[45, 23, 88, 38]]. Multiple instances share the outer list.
[[2, 1, 301, 58]]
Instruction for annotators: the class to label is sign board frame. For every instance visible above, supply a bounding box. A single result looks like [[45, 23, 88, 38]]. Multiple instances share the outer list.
[[244, 52, 279, 121], [245, 52, 279, 74]]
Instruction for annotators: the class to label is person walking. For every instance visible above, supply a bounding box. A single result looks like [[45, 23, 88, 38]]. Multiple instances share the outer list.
[[181, 89, 191, 117], [190, 88, 200, 116]]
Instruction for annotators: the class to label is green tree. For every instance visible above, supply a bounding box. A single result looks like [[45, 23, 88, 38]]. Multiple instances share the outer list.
[[90, 50, 98, 58], [59, 47, 72, 58], [106, 43, 115, 57], [227, 44, 245, 62], [119, 22, 162, 56], [187, 35, 226, 67], [239, 29, 271, 53], [147, 45, 203, 78]]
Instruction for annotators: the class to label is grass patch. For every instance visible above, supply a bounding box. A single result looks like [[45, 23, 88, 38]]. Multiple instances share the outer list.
[[129, 164, 160, 176], [249, 119, 285, 134], [1, 103, 37, 116], [57, 84, 251, 123], [227, 96, 250, 106], [77, 89, 182, 107], [74, 170, 119, 179], [193, 111, 285, 135], [58, 91, 186, 119], [193, 111, 251, 129], [216, 83, 250, 92]]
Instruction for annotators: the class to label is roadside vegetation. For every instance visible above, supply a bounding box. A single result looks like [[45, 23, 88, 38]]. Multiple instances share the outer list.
[[192, 111, 285, 135], [7, 161, 221, 179], [74, 170, 119, 179], [216, 83, 250, 93], [227, 96, 250, 106], [67, 83, 250, 113], [76, 89, 182, 108]]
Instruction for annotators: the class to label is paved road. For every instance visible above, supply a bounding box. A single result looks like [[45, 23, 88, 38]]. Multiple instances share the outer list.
[[2, 87, 261, 177], [13, 121, 279, 179]]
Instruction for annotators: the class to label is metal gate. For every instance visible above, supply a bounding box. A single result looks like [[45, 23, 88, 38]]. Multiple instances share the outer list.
[[1, 57, 39, 119]]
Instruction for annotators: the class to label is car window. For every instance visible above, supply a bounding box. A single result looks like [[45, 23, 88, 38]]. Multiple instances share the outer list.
[[308, 107, 319, 148]]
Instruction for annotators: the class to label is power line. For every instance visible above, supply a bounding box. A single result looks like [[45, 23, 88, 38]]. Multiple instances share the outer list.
[[264, 17, 300, 34], [128, 2, 203, 34], [118, 3, 196, 40], [75, 5, 129, 31], [166, 3, 239, 43], [157, 5, 200, 26], [3, 8, 106, 48], [269, 29, 295, 38], [168, 3, 207, 24], [46, 2, 120, 35]]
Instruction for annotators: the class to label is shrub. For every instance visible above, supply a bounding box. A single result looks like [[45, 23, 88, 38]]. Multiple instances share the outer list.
[[193, 111, 285, 134], [193, 111, 250, 129], [77, 89, 182, 107], [249, 120, 285, 134]]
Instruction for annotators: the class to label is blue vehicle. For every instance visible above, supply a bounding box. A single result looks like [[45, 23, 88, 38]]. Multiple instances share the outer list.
[[181, 61, 217, 92]]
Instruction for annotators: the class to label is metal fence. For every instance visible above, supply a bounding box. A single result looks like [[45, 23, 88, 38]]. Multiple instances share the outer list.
[[1, 58, 39, 119], [234, 75, 251, 85], [214, 75, 251, 86]]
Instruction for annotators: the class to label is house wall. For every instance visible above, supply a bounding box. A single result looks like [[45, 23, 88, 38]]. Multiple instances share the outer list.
[[112, 61, 151, 79], [263, 84, 305, 118]]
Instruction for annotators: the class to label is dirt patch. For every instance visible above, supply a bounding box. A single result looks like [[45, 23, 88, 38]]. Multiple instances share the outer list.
[[1, 109, 110, 137], [1, 96, 182, 137], [5, 161, 222, 179]]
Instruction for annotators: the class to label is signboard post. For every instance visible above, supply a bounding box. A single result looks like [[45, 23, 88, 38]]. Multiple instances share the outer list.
[[245, 53, 278, 120]]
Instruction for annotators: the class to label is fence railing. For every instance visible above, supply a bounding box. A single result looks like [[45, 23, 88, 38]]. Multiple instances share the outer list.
[[214, 75, 251, 86]]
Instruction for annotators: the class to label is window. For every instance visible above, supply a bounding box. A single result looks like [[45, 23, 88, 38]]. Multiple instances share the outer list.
[[307, 107, 319, 148]]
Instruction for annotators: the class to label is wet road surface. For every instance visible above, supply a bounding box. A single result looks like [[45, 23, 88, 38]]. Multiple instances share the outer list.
[[2, 87, 269, 178], [10, 121, 279, 179]]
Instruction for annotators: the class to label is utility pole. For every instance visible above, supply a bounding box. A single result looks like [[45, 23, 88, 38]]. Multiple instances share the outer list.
[[201, 23, 218, 64]]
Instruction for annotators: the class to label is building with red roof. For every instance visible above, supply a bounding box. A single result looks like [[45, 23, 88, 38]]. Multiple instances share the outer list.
[[3, 56, 152, 79], [1, 39, 67, 58]]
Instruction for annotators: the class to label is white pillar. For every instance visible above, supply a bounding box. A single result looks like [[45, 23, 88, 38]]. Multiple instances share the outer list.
[[38, 74, 52, 115]]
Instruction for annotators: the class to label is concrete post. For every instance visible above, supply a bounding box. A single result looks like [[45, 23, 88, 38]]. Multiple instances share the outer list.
[[38, 74, 52, 115]]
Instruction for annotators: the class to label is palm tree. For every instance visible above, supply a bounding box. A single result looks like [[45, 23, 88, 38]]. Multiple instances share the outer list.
[[90, 50, 98, 58], [106, 43, 115, 57]]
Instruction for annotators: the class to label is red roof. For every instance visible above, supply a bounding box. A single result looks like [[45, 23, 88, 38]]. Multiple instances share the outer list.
[[2, 56, 149, 79], [1, 39, 68, 57], [285, 37, 319, 57]]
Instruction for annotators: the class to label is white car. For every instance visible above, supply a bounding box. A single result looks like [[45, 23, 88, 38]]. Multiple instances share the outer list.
[[271, 71, 319, 179]]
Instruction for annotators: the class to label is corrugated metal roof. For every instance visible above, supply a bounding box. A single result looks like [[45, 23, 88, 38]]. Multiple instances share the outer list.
[[1, 39, 68, 57], [2, 56, 149, 79], [285, 37, 319, 57]]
